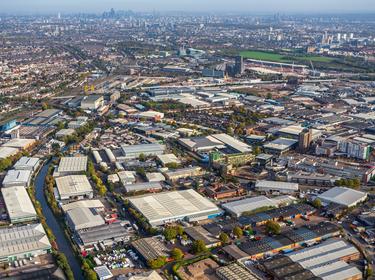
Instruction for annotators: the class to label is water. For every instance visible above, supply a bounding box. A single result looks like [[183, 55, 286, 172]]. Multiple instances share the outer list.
[[34, 162, 84, 280]]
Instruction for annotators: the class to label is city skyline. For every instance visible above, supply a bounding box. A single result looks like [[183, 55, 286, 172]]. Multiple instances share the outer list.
[[1, 0, 375, 14]]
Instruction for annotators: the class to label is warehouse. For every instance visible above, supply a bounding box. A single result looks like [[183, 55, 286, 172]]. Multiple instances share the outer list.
[[261, 239, 361, 280], [77, 222, 130, 247], [55, 175, 93, 201], [222, 196, 277, 218], [124, 182, 163, 193], [131, 237, 170, 262], [2, 169, 32, 188], [55, 156, 88, 177], [318, 187, 367, 207], [2, 186, 37, 224], [80, 95, 104, 110], [0, 223, 51, 263], [164, 166, 204, 182], [2, 138, 36, 150], [121, 143, 166, 159], [184, 226, 220, 248], [118, 171, 136, 185], [129, 189, 222, 226], [216, 263, 258, 280], [0, 146, 19, 159], [66, 207, 105, 231], [61, 200, 104, 214], [13, 156, 40, 171], [263, 138, 298, 155], [157, 153, 181, 166], [255, 180, 299, 194], [55, 128, 75, 139]]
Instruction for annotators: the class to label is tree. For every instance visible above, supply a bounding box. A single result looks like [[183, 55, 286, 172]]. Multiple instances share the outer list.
[[139, 153, 146, 162], [148, 256, 167, 269], [219, 232, 230, 244], [171, 248, 184, 260], [312, 198, 322, 209], [176, 225, 184, 236], [233, 226, 243, 238], [164, 227, 177, 241], [192, 240, 208, 254], [252, 146, 261, 156], [265, 220, 281, 235]]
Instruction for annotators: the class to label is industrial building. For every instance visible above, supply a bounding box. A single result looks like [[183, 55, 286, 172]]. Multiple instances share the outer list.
[[121, 143, 166, 159], [0, 146, 19, 159], [157, 153, 181, 166], [318, 187, 367, 207], [131, 237, 170, 262], [2, 169, 32, 188], [261, 239, 362, 280], [66, 207, 105, 231], [164, 166, 204, 182], [0, 223, 51, 263], [255, 180, 299, 194], [55, 156, 88, 177], [13, 156, 40, 171], [128, 189, 222, 226], [61, 199, 105, 213], [2, 138, 36, 150], [222, 196, 277, 218], [124, 182, 163, 193], [77, 222, 129, 247], [55, 175, 93, 201], [80, 95, 104, 110], [56, 128, 76, 139], [2, 186, 37, 224], [216, 262, 258, 280], [263, 138, 298, 155], [184, 226, 221, 248]]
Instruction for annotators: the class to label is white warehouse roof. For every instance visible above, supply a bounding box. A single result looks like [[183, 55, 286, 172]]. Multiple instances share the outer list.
[[129, 189, 221, 226], [57, 156, 88, 174], [55, 175, 93, 200], [318, 187, 367, 207], [255, 180, 299, 192], [2, 169, 32, 188], [13, 156, 40, 171], [66, 207, 105, 231], [222, 196, 277, 217], [1, 186, 37, 223]]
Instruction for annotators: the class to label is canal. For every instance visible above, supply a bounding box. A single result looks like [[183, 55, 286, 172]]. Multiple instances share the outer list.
[[35, 162, 84, 280]]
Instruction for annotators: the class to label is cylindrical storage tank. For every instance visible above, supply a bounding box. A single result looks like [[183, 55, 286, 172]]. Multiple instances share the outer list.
[[92, 150, 103, 164], [104, 148, 116, 163]]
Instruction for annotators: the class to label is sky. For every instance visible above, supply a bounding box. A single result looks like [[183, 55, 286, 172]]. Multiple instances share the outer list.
[[0, 0, 374, 14]]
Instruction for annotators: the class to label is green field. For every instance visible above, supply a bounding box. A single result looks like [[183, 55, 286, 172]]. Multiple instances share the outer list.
[[240, 50, 334, 64]]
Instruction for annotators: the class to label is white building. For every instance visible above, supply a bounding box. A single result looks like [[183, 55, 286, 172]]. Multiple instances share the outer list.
[[13, 157, 40, 171], [255, 180, 299, 194], [2, 169, 32, 188], [222, 196, 277, 217], [318, 187, 367, 207], [55, 175, 93, 201], [129, 189, 222, 226]]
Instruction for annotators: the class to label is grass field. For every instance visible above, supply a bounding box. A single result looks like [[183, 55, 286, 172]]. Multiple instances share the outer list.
[[240, 50, 334, 64]]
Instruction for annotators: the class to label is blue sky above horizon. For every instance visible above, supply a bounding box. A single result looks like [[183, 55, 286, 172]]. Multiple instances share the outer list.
[[0, 0, 374, 14]]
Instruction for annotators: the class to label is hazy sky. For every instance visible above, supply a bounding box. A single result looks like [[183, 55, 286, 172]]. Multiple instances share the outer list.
[[1, 0, 374, 14]]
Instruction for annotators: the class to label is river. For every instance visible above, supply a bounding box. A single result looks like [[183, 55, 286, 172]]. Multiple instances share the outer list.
[[35, 162, 84, 280]]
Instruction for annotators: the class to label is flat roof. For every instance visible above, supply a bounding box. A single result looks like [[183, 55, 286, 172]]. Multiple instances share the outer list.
[[125, 182, 162, 192], [13, 157, 40, 170], [55, 175, 93, 198], [66, 207, 104, 230], [216, 263, 258, 280], [2, 186, 37, 222], [255, 180, 299, 191], [129, 189, 220, 226], [157, 153, 181, 165], [264, 138, 298, 151], [121, 143, 166, 155], [2, 138, 35, 149], [57, 156, 88, 173], [132, 237, 169, 261], [61, 199, 104, 213], [78, 222, 128, 245], [211, 133, 252, 153], [0, 147, 19, 159], [2, 169, 32, 186], [222, 196, 276, 216], [318, 187, 367, 207], [0, 223, 51, 259]]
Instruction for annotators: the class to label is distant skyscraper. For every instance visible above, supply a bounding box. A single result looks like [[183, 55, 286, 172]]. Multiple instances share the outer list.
[[234, 56, 244, 75], [58, 12, 61, 20], [299, 129, 313, 152]]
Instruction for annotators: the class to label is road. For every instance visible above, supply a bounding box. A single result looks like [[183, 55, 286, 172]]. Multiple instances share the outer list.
[[35, 161, 84, 280]]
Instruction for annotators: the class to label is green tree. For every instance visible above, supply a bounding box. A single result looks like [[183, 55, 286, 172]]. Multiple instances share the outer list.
[[148, 256, 167, 269], [219, 232, 230, 244], [312, 198, 322, 209], [139, 153, 146, 162], [171, 248, 184, 260], [192, 240, 208, 254], [176, 225, 184, 236], [265, 220, 281, 235], [164, 227, 177, 241], [233, 226, 243, 238], [252, 146, 261, 156]]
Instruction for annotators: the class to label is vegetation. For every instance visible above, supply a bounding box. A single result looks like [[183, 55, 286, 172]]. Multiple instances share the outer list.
[[62, 121, 95, 145], [54, 252, 75, 280], [87, 160, 107, 196], [171, 248, 184, 261], [334, 178, 361, 190], [312, 198, 322, 209], [81, 258, 98, 280], [219, 232, 230, 244], [233, 226, 243, 238], [148, 256, 167, 269], [164, 227, 178, 241], [141, 100, 191, 113], [191, 240, 208, 254], [265, 220, 281, 235]]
